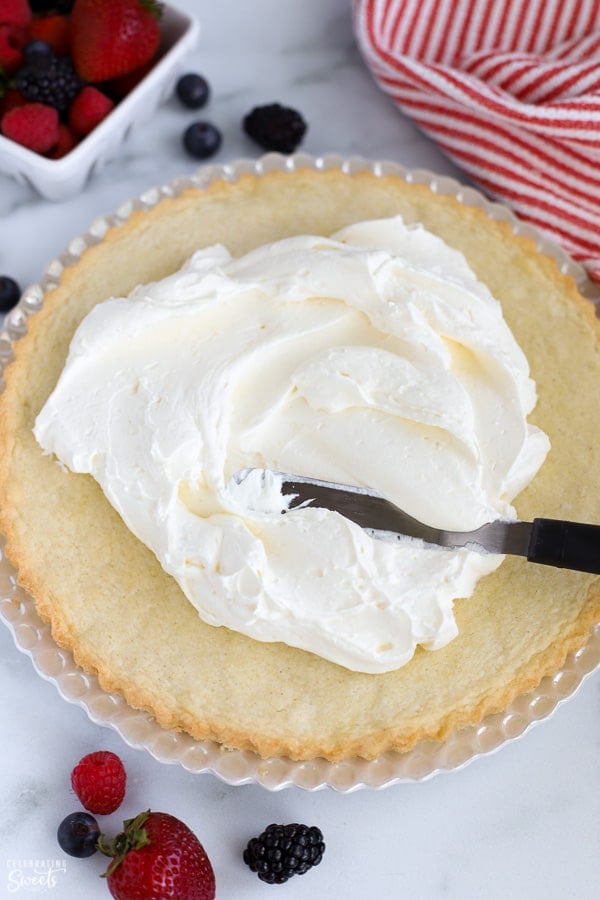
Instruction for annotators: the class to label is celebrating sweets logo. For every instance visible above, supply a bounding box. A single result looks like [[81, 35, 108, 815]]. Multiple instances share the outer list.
[[5, 859, 67, 893]]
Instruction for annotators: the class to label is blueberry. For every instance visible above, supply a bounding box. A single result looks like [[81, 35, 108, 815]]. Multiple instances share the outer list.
[[183, 121, 222, 159], [0, 276, 20, 313], [57, 812, 100, 858], [22, 40, 54, 66], [176, 73, 210, 109]]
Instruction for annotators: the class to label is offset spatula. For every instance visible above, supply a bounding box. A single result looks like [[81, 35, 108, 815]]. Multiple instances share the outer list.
[[232, 469, 600, 575]]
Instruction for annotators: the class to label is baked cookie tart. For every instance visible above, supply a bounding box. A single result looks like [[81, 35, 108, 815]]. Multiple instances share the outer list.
[[1, 155, 599, 787]]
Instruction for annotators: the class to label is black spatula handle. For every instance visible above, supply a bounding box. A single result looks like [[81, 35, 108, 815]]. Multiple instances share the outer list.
[[528, 519, 600, 574]]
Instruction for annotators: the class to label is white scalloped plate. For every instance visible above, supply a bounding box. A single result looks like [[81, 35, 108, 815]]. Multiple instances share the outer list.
[[1, 153, 599, 791]]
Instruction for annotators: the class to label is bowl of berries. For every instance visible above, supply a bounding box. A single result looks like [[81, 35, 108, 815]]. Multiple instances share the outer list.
[[0, 0, 200, 199]]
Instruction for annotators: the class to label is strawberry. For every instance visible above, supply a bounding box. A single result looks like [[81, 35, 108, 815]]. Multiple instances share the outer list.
[[71, 750, 126, 815], [1, 101, 58, 153], [68, 85, 113, 135], [70, 0, 162, 83], [99, 810, 216, 900], [0, 0, 31, 28], [47, 121, 77, 157], [27, 13, 70, 55], [105, 57, 154, 100]]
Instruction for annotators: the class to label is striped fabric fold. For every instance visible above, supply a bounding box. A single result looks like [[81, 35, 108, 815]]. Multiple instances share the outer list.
[[354, 0, 600, 282]]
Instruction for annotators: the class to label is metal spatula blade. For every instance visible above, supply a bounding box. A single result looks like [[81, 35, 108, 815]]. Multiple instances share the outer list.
[[231, 468, 600, 575]]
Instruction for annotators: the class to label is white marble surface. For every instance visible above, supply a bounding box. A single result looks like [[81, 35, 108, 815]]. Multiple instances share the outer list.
[[0, 1, 599, 898]]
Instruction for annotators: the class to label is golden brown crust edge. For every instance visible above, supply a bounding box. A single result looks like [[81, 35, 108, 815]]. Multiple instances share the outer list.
[[0, 166, 599, 762]]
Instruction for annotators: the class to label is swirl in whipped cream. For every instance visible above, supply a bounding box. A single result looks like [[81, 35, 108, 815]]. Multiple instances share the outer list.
[[34, 217, 550, 673]]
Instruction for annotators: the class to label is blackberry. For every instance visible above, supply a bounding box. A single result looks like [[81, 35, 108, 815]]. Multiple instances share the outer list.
[[16, 53, 82, 114], [243, 822, 325, 884], [243, 103, 307, 154]]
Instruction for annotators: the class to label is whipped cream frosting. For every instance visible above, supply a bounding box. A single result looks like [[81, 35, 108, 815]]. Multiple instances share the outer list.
[[34, 216, 550, 673]]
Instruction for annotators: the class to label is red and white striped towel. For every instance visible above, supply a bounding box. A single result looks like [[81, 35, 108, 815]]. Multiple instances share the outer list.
[[354, 0, 600, 282]]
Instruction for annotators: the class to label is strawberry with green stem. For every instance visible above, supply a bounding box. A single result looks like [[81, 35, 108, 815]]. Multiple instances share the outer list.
[[98, 810, 216, 900], [70, 0, 163, 82]]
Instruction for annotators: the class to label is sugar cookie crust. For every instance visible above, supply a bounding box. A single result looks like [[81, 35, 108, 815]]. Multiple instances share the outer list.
[[1, 168, 599, 761]]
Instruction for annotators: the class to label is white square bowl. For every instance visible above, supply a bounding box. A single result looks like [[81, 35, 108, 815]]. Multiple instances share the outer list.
[[0, 4, 200, 200]]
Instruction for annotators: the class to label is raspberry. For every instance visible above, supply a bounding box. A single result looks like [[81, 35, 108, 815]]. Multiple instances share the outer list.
[[68, 86, 114, 136], [0, 0, 31, 29], [70, 750, 126, 815], [0, 25, 24, 74], [243, 103, 307, 153], [48, 122, 78, 158], [16, 51, 82, 113], [243, 823, 325, 884], [1, 102, 59, 154]]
